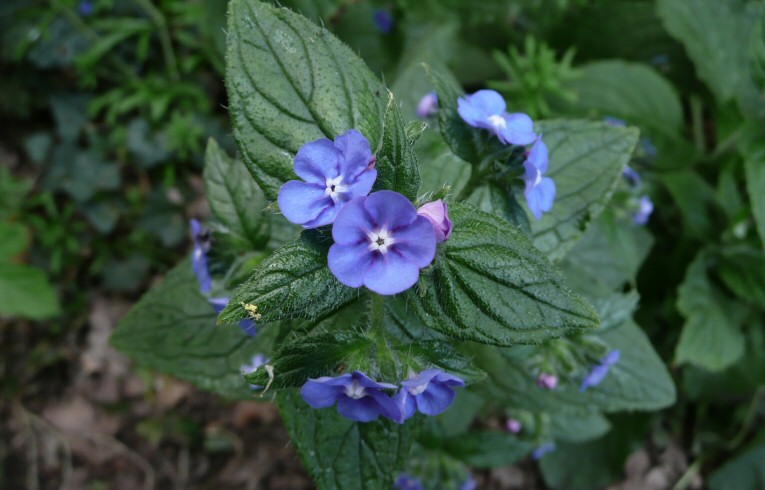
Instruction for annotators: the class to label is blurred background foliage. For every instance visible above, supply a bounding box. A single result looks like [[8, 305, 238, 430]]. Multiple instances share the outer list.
[[2, 0, 765, 488]]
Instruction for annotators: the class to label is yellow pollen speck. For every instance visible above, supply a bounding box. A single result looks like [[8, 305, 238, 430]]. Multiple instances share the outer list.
[[240, 302, 262, 321]]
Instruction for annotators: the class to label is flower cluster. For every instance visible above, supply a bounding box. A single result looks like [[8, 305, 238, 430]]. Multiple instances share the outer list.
[[190, 220, 256, 336], [580, 349, 621, 392], [457, 89, 555, 220], [279, 130, 449, 296], [300, 368, 464, 423]]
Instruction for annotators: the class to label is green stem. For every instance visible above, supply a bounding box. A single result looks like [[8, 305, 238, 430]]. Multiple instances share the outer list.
[[690, 95, 706, 152], [726, 385, 765, 450], [456, 167, 483, 201], [671, 458, 702, 490], [135, 0, 180, 80]]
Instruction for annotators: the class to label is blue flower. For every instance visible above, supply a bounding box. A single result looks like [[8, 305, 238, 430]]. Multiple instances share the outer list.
[[242, 354, 269, 389], [580, 349, 620, 392], [394, 474, 423, 490], [301, 371, 400, 423], [328, 191, 436, 295], [532, 442, 557, 460], [457, 90, 537, 145], [623, 165, 642, 186], [633, 196, 654, 225], [523, 137, 556, 221], [416, 92, 439, 118], [394, 369, 465, 422], [191, 219, 212, 293], [373, 9, 394, 34], [604, 116, 626, 127], [460, 476, 477, 490], [278, 129, 377, 229], [78, 0, 94, 16]]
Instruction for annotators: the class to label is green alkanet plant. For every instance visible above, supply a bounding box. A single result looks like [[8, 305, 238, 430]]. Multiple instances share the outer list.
[[110, 2, 676, 488]]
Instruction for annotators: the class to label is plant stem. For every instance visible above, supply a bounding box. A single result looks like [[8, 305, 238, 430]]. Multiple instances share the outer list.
[[135, 0, 180, 80], [671, 458, 702, 490], [456, 167, 483, 201], [690, 96, 706, 152]]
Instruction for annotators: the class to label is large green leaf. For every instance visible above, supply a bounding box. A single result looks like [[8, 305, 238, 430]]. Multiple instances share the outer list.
[[110, 262, 260, 399], [204, 138, 270, 249], [405, 203, 600, 346], [0, 263, 60, 320], [742, 124, 765, 250], [474, 321, 676, 413], [657, 0, 761, 106], [563, 60, 683, 137], [443, 431, 533, 468], [218, 233, 357, 324], [719, 247, 765, 309], [709, 431, 765, 490], [416, 130, 471, 197], [530, 120, 639, 261], [278, 390, 414, 490], [675, 255, 745, 372], [373, 94, 421, 201], [226, 0, 387, 200]]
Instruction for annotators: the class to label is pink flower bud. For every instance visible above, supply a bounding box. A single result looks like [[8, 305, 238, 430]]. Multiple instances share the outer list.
[[537, 373, 558, 390], [416, 91, 439, 118], [506, 418, 522, 433], [417, 199, 453, 243]]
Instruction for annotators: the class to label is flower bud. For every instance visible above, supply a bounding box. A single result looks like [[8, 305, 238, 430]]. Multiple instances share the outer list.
[[416, 92, 439, 118], [537, 373, 558, 390], [417, 199, 453, 243], [506, 418, 522, 433]]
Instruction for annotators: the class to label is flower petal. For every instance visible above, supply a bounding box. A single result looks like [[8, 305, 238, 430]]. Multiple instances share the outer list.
[[465, 90, 506, 117], [278, 180, 332, 226], [433, 371, 466, 387], [301, 379, 345, 408], [334, 129, 373, 182], [415, 381, 456, 416], [526, 187, 544, 221], [209, 297, 229, 313], [238, 319, 257, 337], [394, 390, 417, 423], [337, 395, 383, 422], [364, 190, 418, 230], [389, 216, 436, 269], [500, 113, 537, 145], [331, 197, 372, 245], [345, 167, 377, 198], [294, 138, 341, 184], [328, 242, 374, 288], [536, 177, 556, 213], [528, 137, 549, 173], [365, 388, 402, 421], [350, 371, 398, 390], [362, 253, 421, 295]]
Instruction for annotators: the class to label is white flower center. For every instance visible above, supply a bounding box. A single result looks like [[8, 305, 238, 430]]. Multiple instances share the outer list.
[[344, 380, 366, 399], [367, 227, 396, 254], [407, 381, 429, 396], [488, 114, 507, 131], [324, 175, 348, 203], [533, 167, 543, 187]]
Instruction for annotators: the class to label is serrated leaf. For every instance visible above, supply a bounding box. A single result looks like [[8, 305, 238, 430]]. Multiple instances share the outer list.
[[218, 233, 357, 324], [467, 183, 531, 236], [405, 202, 599, 346], [226, 0, 387, 200], [110, 262, 260, 399], [204, 138, 270, 249], [278, 389, 415, 490], [373, 94, 420, 201], [0, 263, 60, 320], [474, 321, 676, 413], [530, 120, 639, 261], [675, 255, 745, 371]]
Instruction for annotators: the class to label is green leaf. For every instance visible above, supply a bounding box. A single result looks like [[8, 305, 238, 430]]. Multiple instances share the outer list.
[[563, 60, 683, 136], [0, 221, 28, 260], [278, 389, 415, 490], [373, 93, 421, 201], [549, 410, 611, 443], [708, 430, 765, 490], [218, 233, 357, 324], [530, 120, 639, 262], [675, 255, 745, 371], [226, 0, 387, 200], [0, 263, 60, 320], [204, 138, 270, 249], [719, 247, 765, 309], [742, 124, 765, 250], [110, 262, 260, 399], [474, 321, 676, 413], [443, 431, 533, 468], [405, 202, 600, 346], [657, 0, 761, 105], [416, 130, 471, 197], [467, 183, 531, 236], [661, 170, 721, 240]]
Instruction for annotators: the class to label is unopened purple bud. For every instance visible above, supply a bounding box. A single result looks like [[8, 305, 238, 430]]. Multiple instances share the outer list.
[[373, 9, 394, 34], [506, 418, 522, 433], [416, 92, 439, 118], [417, 199, 453, 243], [537, 373, 558, 390]]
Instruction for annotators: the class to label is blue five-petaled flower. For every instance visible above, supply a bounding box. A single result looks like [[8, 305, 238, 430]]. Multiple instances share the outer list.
[[278, 129, 377, 229], [301, 371, 401, 423], [580, 349, 621, 392], [394, 474, 423, 490], [633, 196, 654, 226], [394, 369, 465, 423], [328, 190, 436, 296], [457, 89, 537, 145], [523, 137, 556, 221]]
